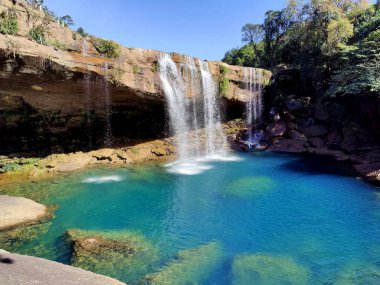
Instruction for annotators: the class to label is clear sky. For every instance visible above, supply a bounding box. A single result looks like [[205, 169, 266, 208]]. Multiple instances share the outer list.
[[43, 0, 286, 61]]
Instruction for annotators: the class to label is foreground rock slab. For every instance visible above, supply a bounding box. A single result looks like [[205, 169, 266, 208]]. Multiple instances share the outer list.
[[0, 249, 125, 285], [0, 195, 47, 230]]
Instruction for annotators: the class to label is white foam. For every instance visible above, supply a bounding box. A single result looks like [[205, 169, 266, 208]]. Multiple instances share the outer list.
[[165, 160, 214, 175], [82, 175, 124, 184]]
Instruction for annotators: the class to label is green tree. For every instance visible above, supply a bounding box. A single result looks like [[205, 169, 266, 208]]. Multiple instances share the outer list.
[[60, 15, 74, 27]]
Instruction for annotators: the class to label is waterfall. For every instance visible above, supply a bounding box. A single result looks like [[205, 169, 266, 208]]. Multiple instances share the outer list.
[[82, 39, 92, 150], [186, 57, 201, 157], [158, 53, 190, 160], [158, 53, 235, 175], [198, 59, 227, 158], [244, 67, 264, 146], [102, 63, 113, 148]]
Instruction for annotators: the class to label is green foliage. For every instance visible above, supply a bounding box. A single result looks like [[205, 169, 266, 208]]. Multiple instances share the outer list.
[[223, 0, 378, 97], [328, 38, 380, 96], [29, 26, 46, 44], [223, 43, 262, 67], [0, 8, 18, 35], [91, 37, 121, 58], [48, 39, 66, 50], [219, 64, 230, 97], [60, 15, 74, 27], [77, 27, 88, 37]]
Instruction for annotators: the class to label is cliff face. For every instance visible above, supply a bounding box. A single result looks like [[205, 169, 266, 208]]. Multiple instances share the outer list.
[[0, 0, 272, 155]]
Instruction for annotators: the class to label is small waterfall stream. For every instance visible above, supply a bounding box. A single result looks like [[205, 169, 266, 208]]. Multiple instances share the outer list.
[[158, 53, 235, 175], [102, 63, 113, 148], [82, 39, 93, 149], [244, 67, 264, 146]]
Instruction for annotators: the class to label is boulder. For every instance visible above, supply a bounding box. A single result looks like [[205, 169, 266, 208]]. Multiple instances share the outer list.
[[313, 105, 329, 121], [302, 125, 328, 138], [267, 121, 287, 137], [286, 99, 304, 112], [287, 130, 308, 142], [267, 139, 306, 153], [0, 195, 47, 230], [0, 249, 125, 285], [309, 137, 326, 148]]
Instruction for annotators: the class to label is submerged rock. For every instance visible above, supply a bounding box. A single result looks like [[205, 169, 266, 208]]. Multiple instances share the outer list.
[[232, 254, 310, 285], [143, 241, 222, 285], [0, 195, 48, 230], [335, 262, 380, 285], [224, 177, 276, 197], [66, 229, 160, 282]]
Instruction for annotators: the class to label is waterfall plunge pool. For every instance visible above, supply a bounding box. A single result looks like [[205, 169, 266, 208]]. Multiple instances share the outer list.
[[2, 152, 380, 284]]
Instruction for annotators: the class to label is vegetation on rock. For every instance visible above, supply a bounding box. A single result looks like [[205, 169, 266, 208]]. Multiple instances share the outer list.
[[218, 64, 230, 97], [144, 242, 222, 285], [91, 37, 122, 58], [29, 25, 46, 44], [0, 8, 18, 35], [66, 229, 159, 281]]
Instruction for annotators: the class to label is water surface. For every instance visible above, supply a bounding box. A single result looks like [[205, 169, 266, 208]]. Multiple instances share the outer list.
[[3, 152, 380, 284]]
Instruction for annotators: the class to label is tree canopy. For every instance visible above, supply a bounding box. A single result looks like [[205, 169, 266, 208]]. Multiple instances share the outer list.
[[222, 0, 380, 97]]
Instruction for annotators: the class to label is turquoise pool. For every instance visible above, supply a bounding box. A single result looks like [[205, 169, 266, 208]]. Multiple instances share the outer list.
[[3, 152, 380, 284]]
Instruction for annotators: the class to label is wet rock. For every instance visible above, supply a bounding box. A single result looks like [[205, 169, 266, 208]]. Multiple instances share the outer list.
[[302, 125, 328, 138], [267, 139, 306, 153], [143, 242, 222, 285], [269, 107, 281, 122], [267, 121, 287, 137], [232, 254, 310, 285], [0, 195, 47, 230], [354, 163, 380, 183]]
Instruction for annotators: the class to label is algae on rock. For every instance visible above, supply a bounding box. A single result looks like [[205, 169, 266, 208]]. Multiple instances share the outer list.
[[143, 241, 222, 285], [232, 254, 310, 285], [66, 229, 160, 282]]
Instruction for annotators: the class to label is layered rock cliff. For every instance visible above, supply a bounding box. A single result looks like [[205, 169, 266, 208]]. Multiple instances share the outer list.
[[0, 0, 271, 155]]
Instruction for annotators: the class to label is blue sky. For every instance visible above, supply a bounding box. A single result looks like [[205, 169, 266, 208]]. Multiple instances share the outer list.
[[43, 0, 286, 60]]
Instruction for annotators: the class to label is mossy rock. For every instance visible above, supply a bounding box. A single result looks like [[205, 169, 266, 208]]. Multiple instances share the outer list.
[[143, 241, 222, 285], [232, 254, 310, 285], [224, 176, 276, 197], [66, 229, 160, 282]]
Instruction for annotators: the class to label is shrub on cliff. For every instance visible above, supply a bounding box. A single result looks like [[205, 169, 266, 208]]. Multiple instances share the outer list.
[[0, 8, 18, 35], [29, 26, 46, 45], [91, 37, 121, 58]]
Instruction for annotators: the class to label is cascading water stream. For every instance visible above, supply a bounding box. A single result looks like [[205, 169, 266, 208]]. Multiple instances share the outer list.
[[185, 57, 201, 157], [102, 63, 113, 148], [82, 39, 93, 149], [158, 53, 237, 175], [198, 59, 227, 158], [244, 67, 264, 147], [158, 53, 190, 161]]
